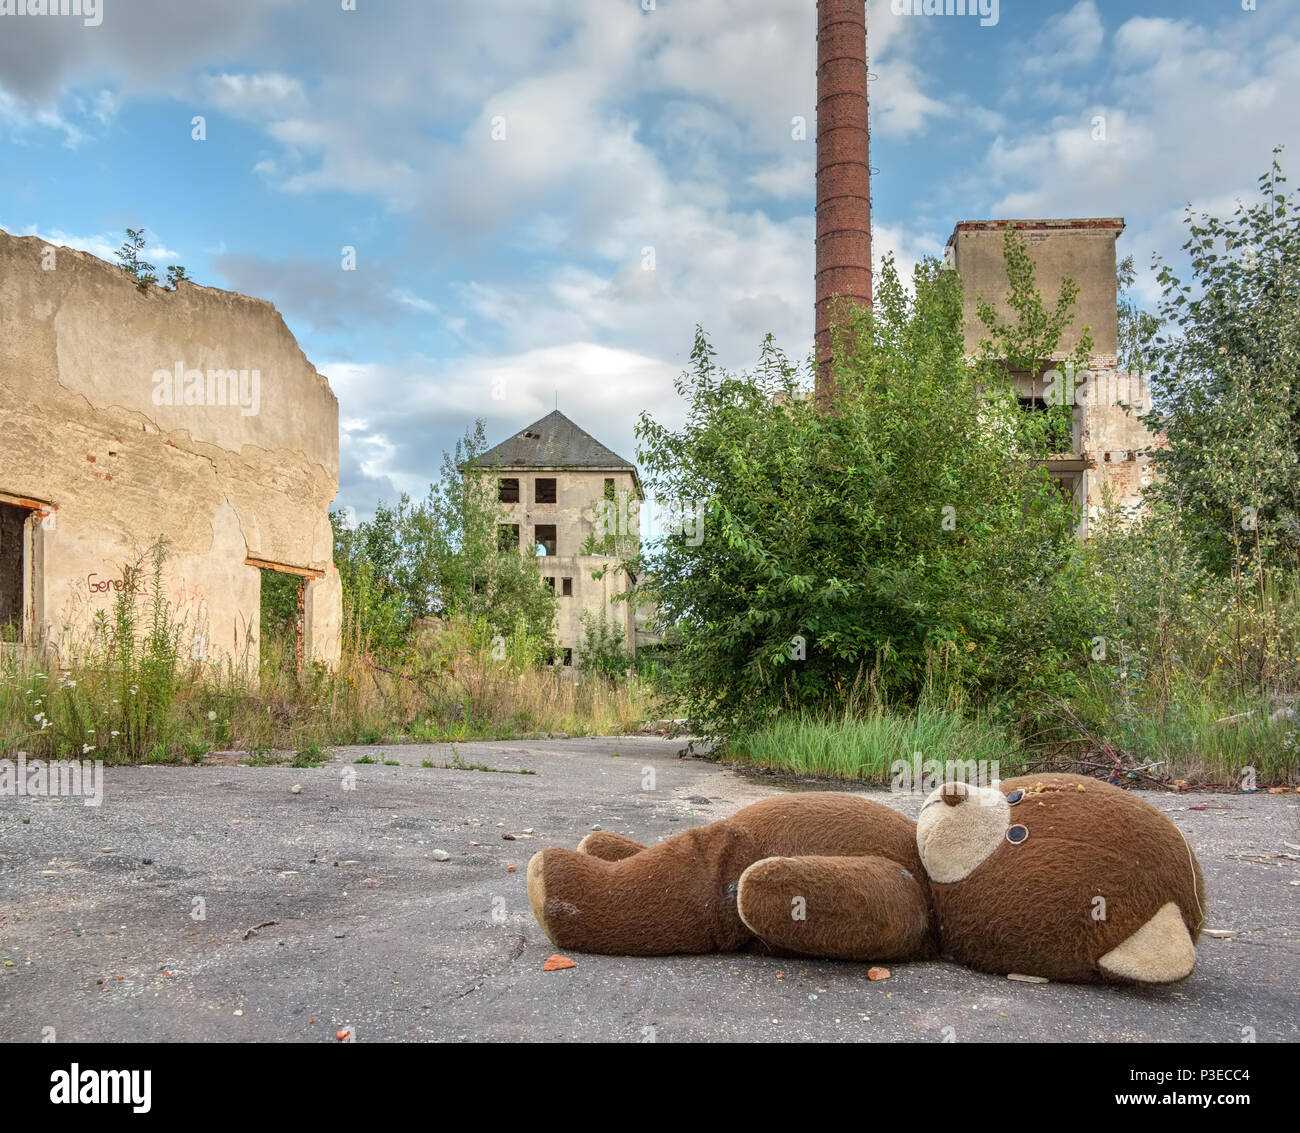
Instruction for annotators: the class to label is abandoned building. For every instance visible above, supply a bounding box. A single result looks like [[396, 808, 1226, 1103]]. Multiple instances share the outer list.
[[815, 0, 1152, 535], [945, 218, 1152, 535], [475, 409, 646, 667], [0, 228, 342, 674]]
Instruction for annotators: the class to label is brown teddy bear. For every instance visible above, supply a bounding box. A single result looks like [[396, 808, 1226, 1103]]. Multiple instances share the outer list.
[[526, 773, 1206, 984]]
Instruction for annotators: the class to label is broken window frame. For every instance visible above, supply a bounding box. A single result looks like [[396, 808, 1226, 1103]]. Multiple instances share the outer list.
[[533, 524, 557, 556]]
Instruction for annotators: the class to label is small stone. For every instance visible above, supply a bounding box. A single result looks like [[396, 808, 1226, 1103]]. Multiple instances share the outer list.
[[1007, 972, 1049, 983], [233, 1009, 243, 1016], [98, 847, 117, 853], [431, 850, 451, 861], [291, 785, 302, 794], [40, 870, 58, 877], [543, 954, 576, 971], [2, 960, 14, 967], [590, 824, 602, 831], [341, 860, 361, 866], [501, 833, 516, 841], [523, 828, 535, 834]]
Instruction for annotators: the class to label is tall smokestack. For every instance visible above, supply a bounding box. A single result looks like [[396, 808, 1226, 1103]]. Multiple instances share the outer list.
[[815, 0, 872, 399]]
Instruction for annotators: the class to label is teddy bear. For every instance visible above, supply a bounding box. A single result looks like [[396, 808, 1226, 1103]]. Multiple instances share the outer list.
[[526, 773, 1206, 984]]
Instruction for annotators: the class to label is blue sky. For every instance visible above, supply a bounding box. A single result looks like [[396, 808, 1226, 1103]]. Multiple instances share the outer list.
[[2, 0, 1297, 518]]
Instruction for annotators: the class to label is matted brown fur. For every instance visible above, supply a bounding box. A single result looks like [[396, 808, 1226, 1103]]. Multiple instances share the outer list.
[[529, 793, 928, 957], [930, 773, 1206, 982], [527, 777, 1205, 983], [737, 854, 935, 961]]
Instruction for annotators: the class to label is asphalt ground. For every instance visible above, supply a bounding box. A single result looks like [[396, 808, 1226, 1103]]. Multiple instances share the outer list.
[[2, 736, 1297, 1043]]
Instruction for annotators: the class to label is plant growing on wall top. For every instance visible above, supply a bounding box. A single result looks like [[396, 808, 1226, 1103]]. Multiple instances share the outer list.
[[115, 228, 158, 292], [973, 229, 1094, 458]]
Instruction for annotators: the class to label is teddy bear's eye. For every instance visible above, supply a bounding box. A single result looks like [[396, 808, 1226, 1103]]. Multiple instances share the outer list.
[[1006, 824, 1029, 844], [1006, 789, 1025, 805]]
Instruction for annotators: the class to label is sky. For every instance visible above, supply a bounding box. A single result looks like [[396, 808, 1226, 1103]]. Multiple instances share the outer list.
[[2, 0, 1297, 519]]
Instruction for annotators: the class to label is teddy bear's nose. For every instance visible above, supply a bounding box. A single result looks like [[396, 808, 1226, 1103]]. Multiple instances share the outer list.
[[940, 781, 969, 807]]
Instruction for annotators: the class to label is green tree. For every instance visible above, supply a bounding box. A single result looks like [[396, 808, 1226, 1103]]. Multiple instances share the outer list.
[[630, 252, 1094, 736], [115, 228, 158, 291], [1116, 254, 1161, 379], [577, 607, 630, 681], [1145, 149, 1300, 577], [331, 421, 557, 658], [973, 229, 1093, 457]]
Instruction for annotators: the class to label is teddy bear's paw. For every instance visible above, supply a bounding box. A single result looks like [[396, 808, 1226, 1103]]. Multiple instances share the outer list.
[[527, 850, 583, 947], [736, 854, 932, 963], [577, 831, 647, 861], [1098, 902, 1197, 984]]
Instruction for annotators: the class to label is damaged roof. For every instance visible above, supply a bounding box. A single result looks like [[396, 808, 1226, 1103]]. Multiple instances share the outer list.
[[476, 410, 637, 472]]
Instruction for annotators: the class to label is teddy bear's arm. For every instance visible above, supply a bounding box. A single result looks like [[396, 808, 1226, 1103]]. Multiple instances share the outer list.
[[576, 830, 647, 861], [736, 855, 936, 962]]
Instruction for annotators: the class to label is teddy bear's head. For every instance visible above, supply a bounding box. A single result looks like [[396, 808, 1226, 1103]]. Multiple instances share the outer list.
[[916, 773, 1205, 983]]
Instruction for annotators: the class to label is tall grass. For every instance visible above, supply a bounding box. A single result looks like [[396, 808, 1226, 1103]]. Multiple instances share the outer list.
[[0, 546, 656, 763], [725, 700, 1014, 782]]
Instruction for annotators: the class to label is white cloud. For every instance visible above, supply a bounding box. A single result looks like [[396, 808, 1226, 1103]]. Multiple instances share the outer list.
[[984, 10, 1300, 224], [1026, 1, 1105, 73], [327, 343, 682, 505]]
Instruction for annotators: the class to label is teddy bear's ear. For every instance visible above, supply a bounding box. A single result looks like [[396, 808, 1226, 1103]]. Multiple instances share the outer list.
[[1098, 902, 1196, 983]]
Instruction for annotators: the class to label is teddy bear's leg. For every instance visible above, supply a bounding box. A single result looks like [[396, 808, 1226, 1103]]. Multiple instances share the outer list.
[[527, 820, 762, 955], [577, 831, 647, 861], [1097, 902, 1197, 984], [736, 855, 934, 962]]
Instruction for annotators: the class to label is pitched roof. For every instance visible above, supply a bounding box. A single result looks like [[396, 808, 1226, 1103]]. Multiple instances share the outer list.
[[477, 410, 636, 472]]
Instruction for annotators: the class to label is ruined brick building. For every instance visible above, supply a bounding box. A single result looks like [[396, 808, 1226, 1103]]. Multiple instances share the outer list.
[[0, 229, 341, 673], [945, 218, 1153, 534], [816, 0, 1152, 532], [475, 410, 646, 667]]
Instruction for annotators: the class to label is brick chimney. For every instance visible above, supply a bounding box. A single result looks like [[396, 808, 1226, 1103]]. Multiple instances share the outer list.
[[815, 0, 872, 399]]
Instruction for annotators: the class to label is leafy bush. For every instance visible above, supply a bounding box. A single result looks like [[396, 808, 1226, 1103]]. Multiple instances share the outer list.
[[331, 420, 557, 660], [630, 251, 1093, 735], [577, 607, 630, 682]]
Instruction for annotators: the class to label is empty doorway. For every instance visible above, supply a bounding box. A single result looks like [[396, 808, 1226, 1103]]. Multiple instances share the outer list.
[[0, 503, 30, 642]]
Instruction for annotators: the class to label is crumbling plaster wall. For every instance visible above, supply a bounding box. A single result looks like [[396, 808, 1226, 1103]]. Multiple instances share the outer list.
[[540, 554, 636, 660], [949, 220, 1154, 528], [491, 467, 640, 558], [0, 229, 341, 670], [488, 467, 640, 658]]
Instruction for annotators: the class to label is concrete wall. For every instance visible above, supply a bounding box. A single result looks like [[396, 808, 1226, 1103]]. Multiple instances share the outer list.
[[0, 228, 341, 671], [948, 219, 1123, 357], [537, 554, 636, 662], [490, 467, 640, 558]]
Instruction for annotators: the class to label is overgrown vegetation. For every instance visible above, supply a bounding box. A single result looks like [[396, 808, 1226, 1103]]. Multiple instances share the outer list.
[[0, 423, 647, 762], [330, 421, 558, 659], [10, 160, 1299, 787], [629, 240, 1093, 736], [629, 156, 1300, 785]]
